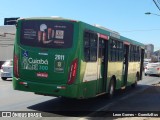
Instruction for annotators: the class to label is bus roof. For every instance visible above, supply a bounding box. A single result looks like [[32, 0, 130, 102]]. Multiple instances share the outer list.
[[18, 16, 79, 22], [18, 17, 144, 48], [120, 36, 144, 48]]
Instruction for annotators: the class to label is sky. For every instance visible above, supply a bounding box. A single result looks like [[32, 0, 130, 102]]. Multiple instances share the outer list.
[[0, 0, 160, 51]]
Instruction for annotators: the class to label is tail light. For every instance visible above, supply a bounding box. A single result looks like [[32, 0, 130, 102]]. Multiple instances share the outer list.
[[14, 54, 19, 78], [157, 68, 160, 70], [67, 59, 78, 85]]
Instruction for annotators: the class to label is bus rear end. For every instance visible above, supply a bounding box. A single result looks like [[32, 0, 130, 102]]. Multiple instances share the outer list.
[[13, 18, 80, 98]]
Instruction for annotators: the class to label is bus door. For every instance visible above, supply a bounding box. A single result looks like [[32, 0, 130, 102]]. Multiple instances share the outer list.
[[122, 42, 130, 87], [97, 34, 109, 94]]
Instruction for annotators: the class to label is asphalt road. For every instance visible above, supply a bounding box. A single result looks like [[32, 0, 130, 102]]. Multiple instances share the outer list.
[[0, 75, 160, 120]]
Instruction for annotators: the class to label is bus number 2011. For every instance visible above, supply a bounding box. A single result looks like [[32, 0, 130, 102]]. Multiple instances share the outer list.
[[55, 55, 65, 60]]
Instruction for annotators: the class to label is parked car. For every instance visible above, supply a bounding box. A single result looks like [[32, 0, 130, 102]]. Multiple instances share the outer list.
[[1, 59, 13, 80], [143, 59, 151, 70], [144, 62, 160, 76]]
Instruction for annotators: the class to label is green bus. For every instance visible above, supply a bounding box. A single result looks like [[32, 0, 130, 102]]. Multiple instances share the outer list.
[[13, 17, 144, 99]]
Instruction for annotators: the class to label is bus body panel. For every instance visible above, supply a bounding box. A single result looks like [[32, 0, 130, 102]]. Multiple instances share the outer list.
[[127, 62, 140, 85], [13, 77, 79, 98], [108, 62, 123, 90]]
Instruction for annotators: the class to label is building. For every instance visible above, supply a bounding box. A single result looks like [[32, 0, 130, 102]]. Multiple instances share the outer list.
[[153, 50, 160, 62], [0, 25, 16, 66], [145, 44, 154, 59]]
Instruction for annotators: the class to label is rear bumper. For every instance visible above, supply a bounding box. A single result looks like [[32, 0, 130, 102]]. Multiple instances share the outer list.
[[1, 70, 12, 78], [144, 70, 160, 75], [13, 77, 79, 98]]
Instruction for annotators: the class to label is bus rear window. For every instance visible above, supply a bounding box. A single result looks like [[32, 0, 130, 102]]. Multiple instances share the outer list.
[[20, 20, 74, 48]]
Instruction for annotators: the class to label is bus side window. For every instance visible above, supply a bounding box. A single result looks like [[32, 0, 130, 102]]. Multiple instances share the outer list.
[[118, 42, 123, 61], [84, 32, 90, 46], [84, 32, 90, 61], [130, 45, 140, 62], [84, 48, 90, 61], [110, 39, 117, 62], [130, 45, 133, 62], [90, 34, 97, 61], [99, 39, 105, 62], [90, 48, 97, 61], [110, 39, 124, 62], [135, 46, 140, 61], [84, 31, 97, 62]]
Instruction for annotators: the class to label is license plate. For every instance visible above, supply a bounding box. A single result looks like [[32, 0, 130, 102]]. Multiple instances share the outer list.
[[149, 71, 153, 74], [3, 73, 11, 77], [149, 68, 154, 71]]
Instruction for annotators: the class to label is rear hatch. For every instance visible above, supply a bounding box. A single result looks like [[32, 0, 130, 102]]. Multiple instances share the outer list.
[[146, 63, 160, 71], [18, 20, 74, 84], [2, 60, 13, 74]]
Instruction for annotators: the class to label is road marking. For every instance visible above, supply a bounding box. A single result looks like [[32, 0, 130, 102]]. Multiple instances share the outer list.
[[78, 84, 153, 120]]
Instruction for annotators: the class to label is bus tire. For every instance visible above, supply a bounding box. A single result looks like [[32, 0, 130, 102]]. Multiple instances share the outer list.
[[108, 79, 115, 98]]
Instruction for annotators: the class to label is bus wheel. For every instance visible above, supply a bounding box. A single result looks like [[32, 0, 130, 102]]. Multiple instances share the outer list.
[[108, 79, 115, 98]]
